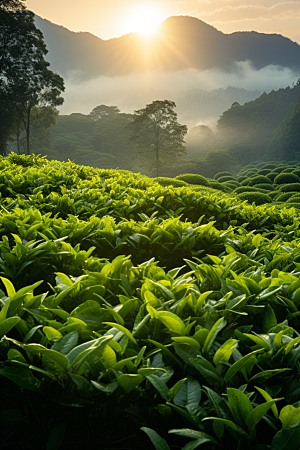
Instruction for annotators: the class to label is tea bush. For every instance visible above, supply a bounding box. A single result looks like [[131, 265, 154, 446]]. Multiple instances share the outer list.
[[254, 183, 275, 190], [238, 191, 272, 205], [209, 181, 230, 192], [153, 177, 188, 187], [214, 171, 233, 180], [247, 175, 272, 186], [274, 173, 300, 184], [175, 173, 210, 186], [279, 183, 300, 192], [216, 176, 237, 183], [266, 172, 278, 181], [2, 155, 300, 449]]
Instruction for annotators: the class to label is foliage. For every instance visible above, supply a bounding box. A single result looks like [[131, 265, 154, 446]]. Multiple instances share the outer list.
[[274, 173, 300, 185], [175, 174, 210, 186], [238, 192, 272, 205], [127, 100, 188, 177], [0, 1, 65, 154], [247, 175, 272, 186], [217, 176, 236, 183], [254, 183, 275, 191], [214, 171, 233, 180], [2, 156, 300, 449], [279, 183, 300, 193]]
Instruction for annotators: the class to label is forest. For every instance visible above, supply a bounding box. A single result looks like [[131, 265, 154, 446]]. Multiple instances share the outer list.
[[1, 1, 300, 450], [5, 80, 299, 180]]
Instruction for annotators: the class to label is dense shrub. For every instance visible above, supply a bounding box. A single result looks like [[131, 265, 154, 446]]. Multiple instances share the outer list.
[[279, 182, 300, 192], [175, 173, 210, 186], [237, 176, 247, 182], [266, 172, 278, 182], [293, 169, 300, 177], [216, 175, 236, 183], [154, 177, 188, 187], [284, 201, 300, 208], [254, 183, 275, 190], [257, 169, 271, 175], [287, 197, 300, 203], [223, 180, 240, 187], [209, 181, 230, 192], [221, 182, 237, 190], [268, 191, 278, 200], [274, 173, 300, 185], [238, 192, 272, 205], [275, 192, 300, 202], [214, 171, 233, 180], [234, 186, 270, 194], [273, 166, 286, 173], [244, 170, 258, 177], [247, 175, 272, 186], [281, 167, 296, 173], [261, 163, 277, 170]]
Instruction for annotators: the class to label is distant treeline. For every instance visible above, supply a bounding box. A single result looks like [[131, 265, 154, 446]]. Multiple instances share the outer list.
[[10, 80, 300, 178]]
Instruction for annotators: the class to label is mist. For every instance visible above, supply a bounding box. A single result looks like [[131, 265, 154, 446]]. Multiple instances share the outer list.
[[58, 61, 300, 128]]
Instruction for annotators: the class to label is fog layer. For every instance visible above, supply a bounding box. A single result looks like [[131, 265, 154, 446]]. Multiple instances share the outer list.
[[59, 61, 300, 127]]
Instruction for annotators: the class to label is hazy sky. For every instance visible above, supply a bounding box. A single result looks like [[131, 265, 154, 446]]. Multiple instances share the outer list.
[[26, 0, 300, 44]]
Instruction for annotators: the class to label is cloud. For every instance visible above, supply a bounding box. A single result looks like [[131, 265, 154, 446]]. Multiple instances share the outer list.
[[58, 62, 300, 128], [197, 2, 300, 22]]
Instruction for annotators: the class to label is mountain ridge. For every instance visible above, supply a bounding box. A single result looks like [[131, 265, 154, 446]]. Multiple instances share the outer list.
[[35, 15, 300, 80]]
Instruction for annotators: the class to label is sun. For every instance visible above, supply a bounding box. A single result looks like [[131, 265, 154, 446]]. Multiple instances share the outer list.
[[126, 6, 165, 36]]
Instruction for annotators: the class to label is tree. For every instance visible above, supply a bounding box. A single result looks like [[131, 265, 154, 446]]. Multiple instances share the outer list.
[[127, 100, 187, 177], [89, 105, 120, 121], [0, 0, 65, 155]]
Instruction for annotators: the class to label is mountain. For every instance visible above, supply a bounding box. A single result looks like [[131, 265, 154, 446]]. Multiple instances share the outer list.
[[35, 15, 300, 80], [216, 81, 300, 158]]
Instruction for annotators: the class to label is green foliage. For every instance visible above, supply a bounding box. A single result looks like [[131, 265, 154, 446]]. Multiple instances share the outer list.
[[209, 182, 230, 192], [274, 173, 300, 185], [3, 156, 300, 448], [217, 176, 236, 183], [247, 175, 272, 186], [274, 192, 300, 202], [238, 192, 272, 205], [175, 174, 210, 186], [279, 183, 300, 193], [253, 183, 275, 190], [214, 171, 233, 180], [154, 177, 188, 188]]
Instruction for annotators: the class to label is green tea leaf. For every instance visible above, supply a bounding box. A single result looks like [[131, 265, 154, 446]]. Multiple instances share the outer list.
[[103, 322, 137, 344], [141, 427, 170, 450], [213, 339, 238, 366], [117, 374, 143, 393], [0, 316, 20, 338], [52, 331, 78, 355], [202, 318, 227, 355], [279, 405, 300, 428], [0, 366, 41, 392], [246, 400, 277, 431], [224, 350, 263, 383], [271, 427, 300, 450], [227, 387, 253, 427]]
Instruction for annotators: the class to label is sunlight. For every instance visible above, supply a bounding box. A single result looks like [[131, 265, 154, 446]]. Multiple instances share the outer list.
[[126, 6, 165, 36]]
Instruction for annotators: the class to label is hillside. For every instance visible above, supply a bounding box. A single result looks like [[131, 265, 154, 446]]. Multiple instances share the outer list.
[[35, 15, 300, 80], [2, 154, 300, 449], [215, 80, 300, 156]]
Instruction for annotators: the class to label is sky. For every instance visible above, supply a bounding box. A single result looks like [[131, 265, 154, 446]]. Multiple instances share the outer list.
[[25, 0, 300, 44]]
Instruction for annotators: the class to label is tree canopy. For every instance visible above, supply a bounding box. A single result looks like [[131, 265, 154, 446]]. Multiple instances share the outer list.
[[127, 100, 187, 177], [0, 0, 64, 154]]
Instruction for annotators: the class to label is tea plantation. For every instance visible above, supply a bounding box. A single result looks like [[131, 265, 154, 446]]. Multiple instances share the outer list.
[[2, 154, 300, 450]]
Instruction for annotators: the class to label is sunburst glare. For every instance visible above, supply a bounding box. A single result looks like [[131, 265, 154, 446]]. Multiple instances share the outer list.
[[126, 6, 165, 36]]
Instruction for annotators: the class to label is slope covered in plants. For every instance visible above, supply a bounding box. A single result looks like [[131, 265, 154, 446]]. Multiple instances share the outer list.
[[1, 154, 300, 450]]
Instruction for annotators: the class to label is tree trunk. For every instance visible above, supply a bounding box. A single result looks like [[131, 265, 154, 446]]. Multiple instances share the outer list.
[[26, 107, 31, 155]]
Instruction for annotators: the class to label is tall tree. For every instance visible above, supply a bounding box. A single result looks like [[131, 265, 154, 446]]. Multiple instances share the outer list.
[[127, 100, 187, 177], [0, 0, 64, 155]]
